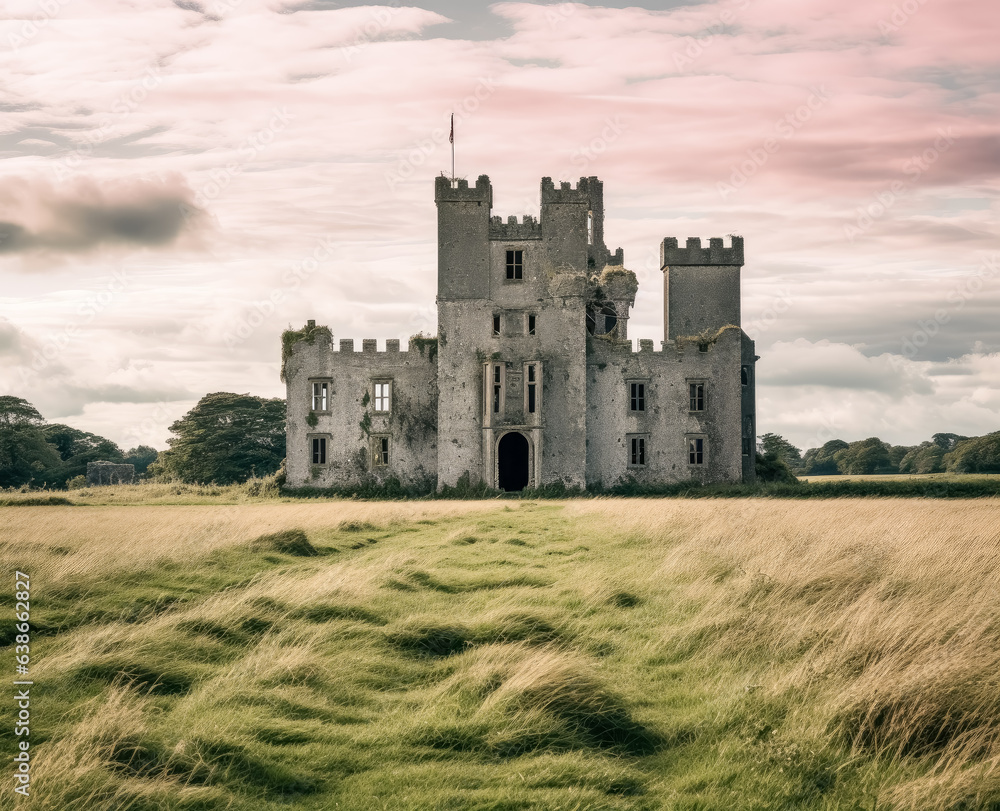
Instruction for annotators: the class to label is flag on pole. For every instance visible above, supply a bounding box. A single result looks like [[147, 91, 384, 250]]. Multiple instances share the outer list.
[[449, 113, 454, 144], [449, 113, 455, 179]]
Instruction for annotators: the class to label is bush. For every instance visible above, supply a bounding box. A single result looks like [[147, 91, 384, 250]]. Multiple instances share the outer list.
[[755, 452, 800, 484]]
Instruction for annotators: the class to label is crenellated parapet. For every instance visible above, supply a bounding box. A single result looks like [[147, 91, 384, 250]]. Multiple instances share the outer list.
[[434, 174, 493, 204], [489, 214, 542, 241], [540, 176, 601, 204], [661, 236, 744, 267]]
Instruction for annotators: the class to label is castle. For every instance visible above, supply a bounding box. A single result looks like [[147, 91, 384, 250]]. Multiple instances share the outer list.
[[283, 175, 757, 491]]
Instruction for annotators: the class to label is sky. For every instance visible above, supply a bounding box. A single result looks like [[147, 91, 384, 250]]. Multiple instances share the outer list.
[[0, 0, 997, 453]]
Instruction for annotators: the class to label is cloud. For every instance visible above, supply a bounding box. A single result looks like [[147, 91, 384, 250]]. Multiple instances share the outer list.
[[0, 174, 205, 259]]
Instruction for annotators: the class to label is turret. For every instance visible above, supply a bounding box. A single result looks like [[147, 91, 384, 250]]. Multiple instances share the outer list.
[[540, 176, 620, 271], [435, 174, 492, 300], [661, 236, 744, 341]]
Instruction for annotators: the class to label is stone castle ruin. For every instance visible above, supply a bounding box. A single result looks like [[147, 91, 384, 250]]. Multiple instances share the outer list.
[[283, 174, 756, 491], [86, 461, 136, 486]]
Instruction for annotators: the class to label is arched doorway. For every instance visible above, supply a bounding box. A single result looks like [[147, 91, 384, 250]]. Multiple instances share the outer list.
[[497, 432, 530, 492]]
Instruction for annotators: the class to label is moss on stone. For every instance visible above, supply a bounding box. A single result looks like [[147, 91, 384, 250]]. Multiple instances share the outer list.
[[280, 323, 332, 383]]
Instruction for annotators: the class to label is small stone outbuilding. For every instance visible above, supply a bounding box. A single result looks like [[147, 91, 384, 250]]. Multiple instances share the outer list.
[[86, 461, 136, 486]]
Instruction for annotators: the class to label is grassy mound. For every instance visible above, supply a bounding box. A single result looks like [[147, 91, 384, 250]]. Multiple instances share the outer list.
[[248, 528, 318, 556]]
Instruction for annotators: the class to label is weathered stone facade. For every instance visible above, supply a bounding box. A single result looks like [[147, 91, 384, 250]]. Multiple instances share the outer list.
[[283, 175, 757, 491], [87, 461, 136, 486]]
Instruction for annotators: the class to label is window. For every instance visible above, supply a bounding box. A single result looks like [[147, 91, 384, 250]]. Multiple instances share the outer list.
[[587, 211, 594, 245], [742, 437, 752, 456], [698, 343, 709, 353], [629, 436, 646, 467], [311, 437, 327, 465], [505, 249, 523, 280], [311, 381, 329, 411], [629, 382, 645, 412], [689, 382, 705, 412], [492, 314, 501, 336], [372, 436, 389, 467], [493, 364, 502, 414], [741, 366, 750, 386], [527, 314, 536, 335], [526, 364, 537, 414], [373, 381, 391, 413], [688, 437, 705, 465]]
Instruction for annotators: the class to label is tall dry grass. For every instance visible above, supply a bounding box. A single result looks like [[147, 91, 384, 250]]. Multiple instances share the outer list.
[[2, 497, 998, 809]]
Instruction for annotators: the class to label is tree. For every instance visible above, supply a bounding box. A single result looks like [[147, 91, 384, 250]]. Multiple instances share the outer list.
[[833, 437, 893, 475], [800, 439, 849, 475], [932, 432, 968, 452], [899, 442, 945, 474], [0, 396, 60, 488], [124, 445, 159, 476], [39, 424, 124, 489], [755, 452, 799, 484], [887, 444, 916, 473], [944, 432, 1000, 474], [150, 393, 286, 484], [759, 433, 802, 469]]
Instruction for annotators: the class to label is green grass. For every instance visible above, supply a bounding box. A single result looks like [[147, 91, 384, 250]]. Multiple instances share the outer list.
[[2, 499, 999, 809]]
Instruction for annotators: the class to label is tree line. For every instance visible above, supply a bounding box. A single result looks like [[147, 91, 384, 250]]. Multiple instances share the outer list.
[[2, 391, 996, 490], [759, 431, 1000, 479], [0, 393, 284, 490]]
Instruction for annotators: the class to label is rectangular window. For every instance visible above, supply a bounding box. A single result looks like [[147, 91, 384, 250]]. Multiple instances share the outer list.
[[741, 366, 750, 386], [689, 382, 705, 412], [527, 314, 536, 335], [505, 249, 523, 280], [373, 381, 391, 413], [311, 381, 328, 411], [493, 364, 502, 414], [698, 343, 709, 353], [311, 437, 327, 465], [587, 211, 594, 245], [630, 436, 646, 466], [526, 363, 536, 414], [742, 437, 752, 456], [688, 438, 704, 465], [630, 382, 645, 412], [492, 314, 501, 336], [372, 437, 389, 467]]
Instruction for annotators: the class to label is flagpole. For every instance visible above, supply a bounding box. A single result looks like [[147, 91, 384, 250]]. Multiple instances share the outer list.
[[450, 113, 455, 180]]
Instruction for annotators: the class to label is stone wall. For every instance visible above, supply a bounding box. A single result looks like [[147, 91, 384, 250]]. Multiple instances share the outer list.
[[285, 336, 438, 489], [87, 462, 136, 486]]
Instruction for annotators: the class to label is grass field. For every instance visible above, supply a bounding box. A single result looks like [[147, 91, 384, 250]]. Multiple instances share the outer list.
[[3, 497, 1000, 810]]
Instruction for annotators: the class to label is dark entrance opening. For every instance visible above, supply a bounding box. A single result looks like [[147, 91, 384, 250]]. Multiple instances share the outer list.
[[497, 432, 530, 492]]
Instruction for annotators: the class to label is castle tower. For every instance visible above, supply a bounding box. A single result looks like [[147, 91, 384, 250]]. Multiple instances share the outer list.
[[661, 236, 744, 340], [435, 175, 492, 300]]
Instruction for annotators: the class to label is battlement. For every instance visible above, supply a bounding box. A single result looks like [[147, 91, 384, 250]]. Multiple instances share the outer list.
[[489, 214, 542, 241], [540, 175, 601, 204], [435, 174, 493, 204], [661, 236, 744, 267], [320, 338, 439, 357]]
